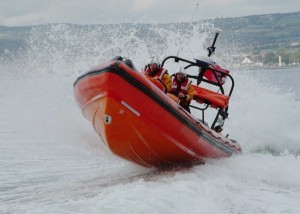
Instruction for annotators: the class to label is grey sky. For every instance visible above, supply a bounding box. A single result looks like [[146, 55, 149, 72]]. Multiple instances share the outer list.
[[0, 0, 299, 26]]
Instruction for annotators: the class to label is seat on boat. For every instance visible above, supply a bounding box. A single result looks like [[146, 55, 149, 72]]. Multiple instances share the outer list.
[[193, 85, 229, 109]]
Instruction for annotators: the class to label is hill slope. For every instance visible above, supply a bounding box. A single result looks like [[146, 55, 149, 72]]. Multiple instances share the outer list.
[[211, 11, 300, 52], [0, 11, 299, 66]]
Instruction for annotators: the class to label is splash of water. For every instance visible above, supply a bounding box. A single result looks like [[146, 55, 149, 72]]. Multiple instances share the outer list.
[[1, 22, 300, 156], [10, 22, 210, 76]]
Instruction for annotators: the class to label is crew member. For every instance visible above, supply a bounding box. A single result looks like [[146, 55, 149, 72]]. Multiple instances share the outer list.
[[143, 56, 172, 92], [169, 67, 195, 113]]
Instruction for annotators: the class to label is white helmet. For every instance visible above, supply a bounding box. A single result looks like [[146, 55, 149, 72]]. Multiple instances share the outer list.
[[146, 56, 161, 68], [176, 67, 187, 78]]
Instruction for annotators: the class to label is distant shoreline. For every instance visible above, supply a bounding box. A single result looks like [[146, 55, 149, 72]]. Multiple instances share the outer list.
[[232, 64, 300, 71]]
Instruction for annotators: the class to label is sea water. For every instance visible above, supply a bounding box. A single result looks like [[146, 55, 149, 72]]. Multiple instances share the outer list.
[[1, 24, 300, 214]]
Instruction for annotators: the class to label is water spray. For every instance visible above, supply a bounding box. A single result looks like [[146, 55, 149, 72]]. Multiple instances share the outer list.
[[176, 3, 199, 57]]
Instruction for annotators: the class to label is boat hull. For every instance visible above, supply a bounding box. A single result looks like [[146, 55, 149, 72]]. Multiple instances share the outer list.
[[73, 61, 242, 167]]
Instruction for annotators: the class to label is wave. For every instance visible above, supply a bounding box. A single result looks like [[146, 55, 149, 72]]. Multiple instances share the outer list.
[[1, 22, 300, 156]]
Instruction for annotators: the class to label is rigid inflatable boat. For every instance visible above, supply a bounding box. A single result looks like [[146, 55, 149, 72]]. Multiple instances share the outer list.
[[73, 52, 242, 167]]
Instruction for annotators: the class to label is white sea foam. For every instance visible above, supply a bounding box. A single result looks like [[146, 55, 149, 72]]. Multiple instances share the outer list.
[[1, 23, 300, 214]]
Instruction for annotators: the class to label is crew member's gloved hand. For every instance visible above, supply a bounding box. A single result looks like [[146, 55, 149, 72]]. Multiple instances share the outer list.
[[178, 92, 187, 100]]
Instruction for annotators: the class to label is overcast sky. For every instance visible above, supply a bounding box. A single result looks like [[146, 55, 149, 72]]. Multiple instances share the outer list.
[[0, 0, 299, 26]]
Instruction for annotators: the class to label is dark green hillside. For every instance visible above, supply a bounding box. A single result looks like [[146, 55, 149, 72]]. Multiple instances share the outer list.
[[0, 11, 299, 65], [212, 12, 300, 51]]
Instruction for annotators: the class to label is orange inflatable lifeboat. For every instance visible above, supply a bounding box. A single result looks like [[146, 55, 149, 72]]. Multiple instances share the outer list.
[[73, 55, 242, 168]]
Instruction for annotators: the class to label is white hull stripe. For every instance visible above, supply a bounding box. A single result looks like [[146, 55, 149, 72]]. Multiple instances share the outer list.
[[121, 101, 141, 117]]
